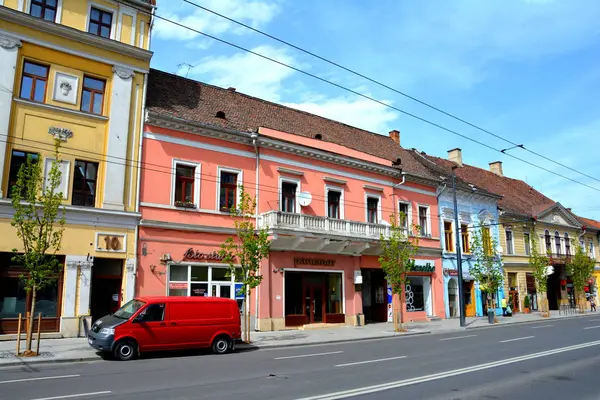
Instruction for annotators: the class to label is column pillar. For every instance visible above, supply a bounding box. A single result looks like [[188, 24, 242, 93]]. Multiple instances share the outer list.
[[102, 66, 134, 210], [0, 34, 21, 198], [125, 257, 136, 302], [78, 258, 94, 316], [62, 255, 93, 337]]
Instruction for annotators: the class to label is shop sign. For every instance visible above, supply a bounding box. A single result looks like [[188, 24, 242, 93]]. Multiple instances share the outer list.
[[235, 283, 245, 300], [294, 258, 336, 267], [443, 268, 458, 277], [169, 282, 188, 290], [183, 248, 225, 261], [411, 263, 435, 273], [387, 284, 393, 322]]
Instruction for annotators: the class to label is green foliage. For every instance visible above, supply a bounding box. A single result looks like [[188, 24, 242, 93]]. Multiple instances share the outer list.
[[529, 229, 550, 293], [470, 225, 503, 307], [523, 294, 531, 308], [567, 244, 595, 295]]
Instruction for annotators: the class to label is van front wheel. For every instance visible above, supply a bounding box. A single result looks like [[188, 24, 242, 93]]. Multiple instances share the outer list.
[[114, 340, 137, 361], [212, 336, 231, 355]]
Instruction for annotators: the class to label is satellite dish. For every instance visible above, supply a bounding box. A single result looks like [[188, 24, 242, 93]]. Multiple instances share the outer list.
[[297, 191, 312, 207]]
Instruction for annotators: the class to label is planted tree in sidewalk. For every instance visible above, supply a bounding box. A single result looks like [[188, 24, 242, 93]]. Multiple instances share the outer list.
[[11, 139, 65, 356], [220, 186, 271, 343], [566, 244, 595, 313], [469, 225, 503, 318], [379, 212, 419, 332], [529, 231, 551, 316]]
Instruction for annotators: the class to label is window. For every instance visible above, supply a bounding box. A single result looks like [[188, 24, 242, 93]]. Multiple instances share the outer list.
[[418, 206, 428, 236], [174, 164, 196, 205], [555, 231, 561, 255], [20, 61, 48, 103], [7, 150, 39, 199], [219, 171, 238, 212], [590, 240, 595, 258], [80, 76, 105, 115], [138, 303, 165, 322], [579, 238, 585, 252], [461, 224, 470, 253], [281, 182, 297, 213], [524, 232, 531, 256], [398, 202, 409, 231], [405, 276, 426, 312], [168, 264, 241, 298], [444, 222, 453, 252], [565, 233, 571, 256], [88, 7, 113, 38], [505, 230, 514, 255], [544, 230, 551, 253], [30, 0, 57, 22], [71, 160, 98, 207], [367, 197, 379, 224], [483, 227, 492, 255], [327, 190, 341, 219]]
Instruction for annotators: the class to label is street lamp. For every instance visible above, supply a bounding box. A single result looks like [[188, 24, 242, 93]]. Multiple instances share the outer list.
[[451, 166, 466, 327]]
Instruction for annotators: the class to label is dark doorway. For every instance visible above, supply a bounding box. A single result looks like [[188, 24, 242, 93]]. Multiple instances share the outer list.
[[361, 269, 387, 323], [90, 258, 123, 323], [547, 266, 562, 311]]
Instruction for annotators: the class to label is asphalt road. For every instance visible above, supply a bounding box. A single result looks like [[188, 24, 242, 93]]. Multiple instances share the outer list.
[[1, 316, 600, 400]]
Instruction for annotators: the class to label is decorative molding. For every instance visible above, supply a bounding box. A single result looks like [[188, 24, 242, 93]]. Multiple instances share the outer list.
[[277, 167, 304, 176], [14, 98, 109, 121], [113, 66, 135, 80], [48, 126, 74, 141], [323, 176, 347, 185], [363, 184, 384, 192], [140, 219, 237, 234], [52, 72, 79, 105], [0, 34, 21, 49]]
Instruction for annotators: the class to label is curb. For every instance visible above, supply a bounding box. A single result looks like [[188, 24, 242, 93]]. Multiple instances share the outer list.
[[0, 354, 101, 368], [465, 313, 592, 331]]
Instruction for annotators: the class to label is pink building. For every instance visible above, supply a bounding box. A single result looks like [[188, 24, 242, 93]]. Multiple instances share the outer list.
[[136, 70, 444, 331]]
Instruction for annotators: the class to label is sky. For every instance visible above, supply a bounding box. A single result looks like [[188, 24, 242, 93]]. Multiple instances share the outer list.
[[149, 0, 600, 219]]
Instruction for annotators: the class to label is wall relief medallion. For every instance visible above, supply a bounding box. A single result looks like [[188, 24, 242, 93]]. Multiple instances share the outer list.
[[53, 72, 79, 104]]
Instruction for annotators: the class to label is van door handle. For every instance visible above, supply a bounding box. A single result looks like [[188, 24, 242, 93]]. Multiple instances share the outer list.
[[170, 322, 177, 326], [160, 323, 166, 327]]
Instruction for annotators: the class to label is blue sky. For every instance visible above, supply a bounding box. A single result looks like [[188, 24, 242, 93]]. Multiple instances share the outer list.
[[149, 0, 600, 219]]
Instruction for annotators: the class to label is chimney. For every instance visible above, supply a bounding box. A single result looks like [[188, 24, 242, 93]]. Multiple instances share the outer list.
[[447, 148, 463, 166], [389, 130, 400, 145], [227, 87, 236, 92], [489, 161, 503, 176]]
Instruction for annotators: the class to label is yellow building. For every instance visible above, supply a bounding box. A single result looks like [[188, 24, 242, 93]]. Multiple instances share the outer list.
[[0, 0, 154, 336]]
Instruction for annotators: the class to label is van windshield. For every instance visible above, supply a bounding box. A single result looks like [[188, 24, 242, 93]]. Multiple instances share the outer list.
[[113, 299, 146, 319]]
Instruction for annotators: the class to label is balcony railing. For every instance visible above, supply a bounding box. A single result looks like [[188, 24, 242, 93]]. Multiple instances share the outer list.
[[258, 211, 396, 240]]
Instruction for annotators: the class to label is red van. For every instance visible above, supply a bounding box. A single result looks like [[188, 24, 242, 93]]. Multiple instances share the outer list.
[[87, 296, 241, 361]]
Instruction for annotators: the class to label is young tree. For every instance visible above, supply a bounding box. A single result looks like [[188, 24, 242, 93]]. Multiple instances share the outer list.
[[470, 225, 503, 318], [567, 243, 595, 313], [529, 231, 551, 316], [378, 213, 419, 332], [220, 186, 271, 343], [11, 139, 65, 355]]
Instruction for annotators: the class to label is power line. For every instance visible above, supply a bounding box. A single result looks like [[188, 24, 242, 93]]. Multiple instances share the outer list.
[[114, 0, 600, 195], [182, 0, 600, 186]]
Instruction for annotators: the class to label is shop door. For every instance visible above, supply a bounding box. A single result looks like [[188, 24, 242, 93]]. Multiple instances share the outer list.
[[304, 283, 325, 323], [464, 281, 476, 317], [211, 283, 232, 299]]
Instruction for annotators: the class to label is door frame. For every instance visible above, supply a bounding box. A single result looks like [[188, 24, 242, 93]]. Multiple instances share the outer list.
[[303, 281, 326, 324]]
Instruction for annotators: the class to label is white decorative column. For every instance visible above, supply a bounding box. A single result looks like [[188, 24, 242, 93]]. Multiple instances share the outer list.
[[102, 66, 134, 210], [125, 257, 137, 302], [62, 255, 94, 337], [0, 34, 21, 198], [78, 258, 94, 316]]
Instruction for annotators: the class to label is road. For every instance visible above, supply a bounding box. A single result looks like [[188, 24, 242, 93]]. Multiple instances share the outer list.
[[1, 316, 600, 400]]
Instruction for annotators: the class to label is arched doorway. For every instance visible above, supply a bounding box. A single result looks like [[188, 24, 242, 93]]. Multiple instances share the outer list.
[[448, 279, 458, 317]]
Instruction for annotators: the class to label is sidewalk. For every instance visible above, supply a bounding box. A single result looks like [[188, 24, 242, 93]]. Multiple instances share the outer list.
[[0, 311, 592, 366]]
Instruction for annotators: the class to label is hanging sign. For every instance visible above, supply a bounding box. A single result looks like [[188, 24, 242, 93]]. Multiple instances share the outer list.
[[387, 283, 393, 322], [235, 283, 245, 300], [183, 248, 225, 261]]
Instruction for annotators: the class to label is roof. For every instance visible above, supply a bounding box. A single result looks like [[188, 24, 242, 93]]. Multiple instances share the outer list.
[[146, 69, 439, 181], [575, 216, 600, 231]]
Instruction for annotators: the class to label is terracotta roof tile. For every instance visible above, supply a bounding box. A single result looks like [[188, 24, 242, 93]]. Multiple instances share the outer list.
[[576, 216, 600, 230], [146, 69, 438, 181]]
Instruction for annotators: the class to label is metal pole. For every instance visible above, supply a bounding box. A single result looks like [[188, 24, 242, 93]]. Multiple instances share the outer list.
[[452, 168, 466, 327]]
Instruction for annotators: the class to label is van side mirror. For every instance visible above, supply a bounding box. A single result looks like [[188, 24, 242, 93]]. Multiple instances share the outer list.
[[133, 314, 144, 323]]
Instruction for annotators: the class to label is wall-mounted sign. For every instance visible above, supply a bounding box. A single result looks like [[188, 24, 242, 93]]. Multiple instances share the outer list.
[[235, 283, 245, 300], [48, 126, 73, 141], [294, 258, 336, 267], [183, 248, 225, 261], [96, 233, 126, 252], [169, 282, 188, 290], [443, 268, 458, 277], [411, 259, 435, 273]]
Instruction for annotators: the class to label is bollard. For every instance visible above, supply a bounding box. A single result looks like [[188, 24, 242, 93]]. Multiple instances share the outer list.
[[36, 313, 42, 355], [16, 313, 22, 356], [488, 310, 494, 324]]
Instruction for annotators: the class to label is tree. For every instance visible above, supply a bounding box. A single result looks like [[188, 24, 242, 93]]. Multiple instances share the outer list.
[[220, 186, 271, 343], [10, 139, 65, 355], [378, 213, 419, 332], [566, 243, 595, 313], [529, 231, 551, 316], [469, 225, 503, 317]]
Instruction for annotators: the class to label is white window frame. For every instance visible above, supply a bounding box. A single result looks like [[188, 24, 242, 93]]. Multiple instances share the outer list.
[[589, 239, 595, 258], [166, 263, 241, 298], [171, 159, 201, 207], [544, 230, 552, 253], [443, 219, 455, 253], [279, 176, 301, 213], [523, 232, 531, 256], [460, 223, 471, 254], [505, 229, 514, 255], [554, 231, 562, 255], [398, 200, 412, 232], [216, 166, 243, 213], [86, 2, 118, 41], [579, 238, 586, 252], [325, 184, 344, 220], [26, 0, 64, 23], [564, 232, 571, 255], [417, 204, 431, 237], [365, 193, 382, 224]]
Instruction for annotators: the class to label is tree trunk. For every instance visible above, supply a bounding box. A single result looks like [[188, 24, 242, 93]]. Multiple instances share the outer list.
[[398, 291, 405, 332], [26, 287, 37, 354]]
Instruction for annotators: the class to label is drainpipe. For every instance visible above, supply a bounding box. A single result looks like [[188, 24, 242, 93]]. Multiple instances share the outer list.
[[251, 132, 260, 331], [391, 172, 407, 216]]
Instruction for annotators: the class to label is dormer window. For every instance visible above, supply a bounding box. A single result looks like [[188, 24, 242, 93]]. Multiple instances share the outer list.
[[215, 111, 226, 119], [88, 7, 113, 39], [30, 0, 57, 22]]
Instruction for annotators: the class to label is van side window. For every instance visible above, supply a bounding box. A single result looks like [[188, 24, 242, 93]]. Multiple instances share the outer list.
[[140, 303, 165, 322]]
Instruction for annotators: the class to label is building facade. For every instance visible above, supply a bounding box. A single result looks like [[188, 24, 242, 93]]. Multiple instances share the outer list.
[[0, 1, 153, 335], [136, 70, 445, 331]]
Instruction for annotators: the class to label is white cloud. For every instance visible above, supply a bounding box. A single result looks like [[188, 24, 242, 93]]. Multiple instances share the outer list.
[[153, 0, 280, 41]]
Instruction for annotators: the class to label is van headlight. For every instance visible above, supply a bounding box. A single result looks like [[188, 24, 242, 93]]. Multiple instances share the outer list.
[[99, 328, 115, 335]]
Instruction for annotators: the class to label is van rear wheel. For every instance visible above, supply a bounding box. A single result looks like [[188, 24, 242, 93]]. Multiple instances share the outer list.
[[212, 336, 231, 355], [114, 339, 137, 361]]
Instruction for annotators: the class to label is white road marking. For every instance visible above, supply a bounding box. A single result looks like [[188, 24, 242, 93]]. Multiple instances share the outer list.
[[0, 375, 80, 384], [29, 392, 111, 400], [274, 351, 343, 360], [440, 335, 477, 341], [583, 325, 600, 330], [531, 325, 554, 329], [336, 356, 406, 367], [296, 340, 600, 400], [499, 336, 534, 343]]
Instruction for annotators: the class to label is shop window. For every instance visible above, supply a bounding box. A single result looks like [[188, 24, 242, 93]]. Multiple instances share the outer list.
[[418, 206, 429, 236], [72, 160, 98, 207], [219, 171, 238, 212], [367, 197, 379, 224], [524, 232, 531, 256], [174, 163, 196, 205], [505, 230, 514, 255], [398, 202, 409, 231], [80, 76, 106, 115], [326, 273, 342, 314], [327, 190, 341, 219], [461, 224, 470, 253], [281, 181, 297, 213], [444, 221, 453, 252], [20, 61, 48, 103], [7, 150, 39, 199], [30, 0, 57, 22], [405, 276, 425, 312], [191, 283, 208, 297], [88, 7, 113, 38], [0, 276, 27, 319], [212, 267, 229, 281], [190, 266, 208, 281], [168, 265, 240, 299], [169, 265, 188, 281]]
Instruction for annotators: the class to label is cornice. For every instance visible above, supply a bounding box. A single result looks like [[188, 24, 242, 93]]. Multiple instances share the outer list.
[[140, 219, 236, 234], [0, 7, 152, 63]]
